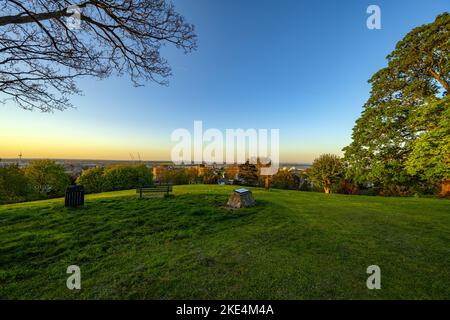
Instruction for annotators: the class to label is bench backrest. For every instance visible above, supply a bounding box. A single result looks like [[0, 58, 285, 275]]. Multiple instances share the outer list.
[[137, 185, 172, 192]]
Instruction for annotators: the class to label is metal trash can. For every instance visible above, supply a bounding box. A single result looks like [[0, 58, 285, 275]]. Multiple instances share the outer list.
[[65, 185, 85, 208]]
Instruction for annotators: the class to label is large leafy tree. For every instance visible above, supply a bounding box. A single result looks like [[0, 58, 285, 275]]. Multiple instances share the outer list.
[[344, 13, 450, 195], [405, 98, 450, 187], [309, 154, 343, 194], [0, 0, 197, 111]]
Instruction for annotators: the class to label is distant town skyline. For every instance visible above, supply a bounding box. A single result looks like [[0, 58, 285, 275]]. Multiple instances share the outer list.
[[1, 0, 448, 163]]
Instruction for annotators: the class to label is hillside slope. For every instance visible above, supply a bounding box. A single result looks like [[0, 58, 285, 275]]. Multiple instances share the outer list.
[[0, 185, 449, 299]]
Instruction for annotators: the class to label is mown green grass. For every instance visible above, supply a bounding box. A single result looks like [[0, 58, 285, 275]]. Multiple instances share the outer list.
[[0, 185, 449, 299]]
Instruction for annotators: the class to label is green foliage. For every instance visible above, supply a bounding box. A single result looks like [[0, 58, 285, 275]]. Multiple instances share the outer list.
[[298, 170, 313, 191], [159, 169, 190, 185], [102, 164, 153, 191], [201, 168, 219, 184], [0, 164, 33, 204], [238, 161, 259, 186], [309, 154, 344, 193], [369, 12, 449, 103], [185, 167, 202, 184], [271, 170, 300, 190], [75, 167, 105, 194], [344, 13, 450, 195], [405, 100, 450, 185], [133, 164, 154, 187], [75, 164, 152, 193], [1, 185, 449, 299], [157, 167, 219, 185], [24, 160, 70, 197], [335, 179, 359, 195]]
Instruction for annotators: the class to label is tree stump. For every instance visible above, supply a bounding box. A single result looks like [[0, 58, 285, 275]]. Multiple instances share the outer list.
[[227, 188, 255, 208]]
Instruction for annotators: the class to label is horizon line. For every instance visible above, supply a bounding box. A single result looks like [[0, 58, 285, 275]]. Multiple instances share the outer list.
[[0, 157, 312, 166]]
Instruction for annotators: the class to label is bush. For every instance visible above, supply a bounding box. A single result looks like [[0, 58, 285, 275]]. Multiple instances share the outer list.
[[102, 164, 153, 191], [202, 168, 219, 184], [186, 167, 202, 184], [24, 160, 70, 198], [377, 185, 414, 197], [271, 170, 300, 190], [335, 179, 359, 195], [237, 161, 259, 186], [297, 170, 313, 191], [76, 167, 105, 194], [309, 154, 344, 193], [159, 169, 190, 185], [0, 164, 33, 204], [76, 164, 153, 193], [133, 164, 154, 187], [358, 188, 377, 196]]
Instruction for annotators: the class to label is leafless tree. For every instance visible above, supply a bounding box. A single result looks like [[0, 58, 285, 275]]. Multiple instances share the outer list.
[[0, 0, 197, 112]]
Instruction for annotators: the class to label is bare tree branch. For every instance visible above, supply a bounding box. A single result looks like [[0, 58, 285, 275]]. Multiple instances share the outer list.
[[0, 0, 197, 111]]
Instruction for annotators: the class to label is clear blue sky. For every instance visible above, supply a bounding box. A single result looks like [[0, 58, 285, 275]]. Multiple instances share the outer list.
[[0, 0, 448, 162]]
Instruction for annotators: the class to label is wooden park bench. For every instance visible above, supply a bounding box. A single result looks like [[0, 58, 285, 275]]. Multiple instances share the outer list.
[[136, 184, 173, 198]]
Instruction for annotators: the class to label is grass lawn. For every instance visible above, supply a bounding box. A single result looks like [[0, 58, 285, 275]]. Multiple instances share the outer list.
[[0, 185, 449, 299]]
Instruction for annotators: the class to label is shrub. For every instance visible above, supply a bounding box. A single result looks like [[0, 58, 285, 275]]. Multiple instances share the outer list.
[[335, 179, 359, 195], [238, 161, 259, 186], [377, 185, 415, 197], [159, 169, 189, 185], [24, 160, 70, 198], [133, 164, 154, 187], [76, 167, 105, 194], [309, 154, 344, 193], [202, 168, 219, 184], [297, 170, 313, 191], [271, 170, 300, 190], [185, 167, 201, 184], [102, 164, 153, 191], [0, 164, 33, 204]]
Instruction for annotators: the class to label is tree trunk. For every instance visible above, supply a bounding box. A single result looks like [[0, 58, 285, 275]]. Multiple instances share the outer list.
[[264, 176, 270, 191], [440, 179, 450, 197]]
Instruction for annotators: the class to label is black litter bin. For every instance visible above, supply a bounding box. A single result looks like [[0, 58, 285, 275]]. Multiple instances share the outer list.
[[65, 185, 85, 208]]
